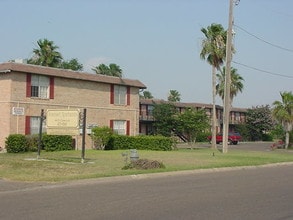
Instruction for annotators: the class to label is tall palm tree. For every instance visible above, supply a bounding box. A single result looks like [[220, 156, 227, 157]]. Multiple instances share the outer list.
[[216, 66, 244, 105], [109, 63, 123, 77], [28, 38, 63, 67], [200, 23, 227, 149], [92, 64, 111, 75], [272, 91, 293, 149], [92, 63, 122, 77]]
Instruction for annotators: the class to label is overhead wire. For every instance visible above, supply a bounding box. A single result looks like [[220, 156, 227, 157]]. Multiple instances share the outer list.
[[234, 24, 293, 53], [232, 61, 293, 79], [232, 24, 293, 79]]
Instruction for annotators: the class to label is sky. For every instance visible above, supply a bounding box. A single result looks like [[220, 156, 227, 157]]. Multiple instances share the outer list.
[[1, 0, 293, 108]]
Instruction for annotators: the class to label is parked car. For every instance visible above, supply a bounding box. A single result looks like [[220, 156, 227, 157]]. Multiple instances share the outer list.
[[207, 132, 242, 145]]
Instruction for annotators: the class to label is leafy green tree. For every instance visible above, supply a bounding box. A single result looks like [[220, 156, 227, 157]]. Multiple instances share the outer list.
[[168, 90, 181, 102], [140, 90, 154, 99], [216, 66, 244, 105], [92, 63, 122, 77], [200, 23, 227, 149], [60, 58, 83, 71], [28, 38, 63, 67], [246, 105, 274, 141], [272, 91, 293, 149], [175, 108, 209, 142], [152, 103, 177, 137]]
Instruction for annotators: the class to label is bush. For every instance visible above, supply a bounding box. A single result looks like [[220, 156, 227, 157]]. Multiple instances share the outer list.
[[26, 135, 40, 152], [262, 133, 273, 141], [196, 132, 210, 142], [42, 135, 73, 151], [91, 126, 113, 150], [106, 135, 174, 151], [5, 134, 28, 153]]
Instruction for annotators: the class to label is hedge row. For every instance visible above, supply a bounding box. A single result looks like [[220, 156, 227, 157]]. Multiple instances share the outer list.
[[105, 135, 174, 151], [5, 134, 73, 153]]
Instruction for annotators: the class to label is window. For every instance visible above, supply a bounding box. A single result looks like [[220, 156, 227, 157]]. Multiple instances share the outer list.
[[27, 74, 54, 99], [27, 116, 46, 135], [31, 75, 49, 98], [110, 85, 130, 105], [113, 120, 126, 135], [114, 85, 126, 105], [110, 120, 130, 135], [147, 105, 154, 116]]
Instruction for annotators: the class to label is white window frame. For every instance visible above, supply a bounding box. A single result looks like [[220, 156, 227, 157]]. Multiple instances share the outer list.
[[113, 120, 126, 135], [30, 116, 46, 134], [114, 85, 127, 105], [31, 75, 49, 98]]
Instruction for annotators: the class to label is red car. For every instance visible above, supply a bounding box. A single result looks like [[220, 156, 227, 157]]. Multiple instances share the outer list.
[[208, 132, 242, 145]]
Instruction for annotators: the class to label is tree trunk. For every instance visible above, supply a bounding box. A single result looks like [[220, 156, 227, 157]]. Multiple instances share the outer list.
[[211, 66, 217, 149], [285, 131, 289, 150]]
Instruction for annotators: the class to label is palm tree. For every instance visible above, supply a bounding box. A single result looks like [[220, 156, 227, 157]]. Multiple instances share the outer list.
[[216, 66, 244, 105], [168, 90, 181, 102], [92, 64, 110, 75], [28, 39, 63, 67], [92, 63, 122, 77], [200, 23, 227, 149], [272, 91, 293, 149], [109, 63, 123, 77]]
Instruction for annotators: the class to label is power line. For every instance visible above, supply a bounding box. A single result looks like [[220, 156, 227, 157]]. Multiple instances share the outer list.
[[234, 24, 293, 53], [232, 61, 293, 79]]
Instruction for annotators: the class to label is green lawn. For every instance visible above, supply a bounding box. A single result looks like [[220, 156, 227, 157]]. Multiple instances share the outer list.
[[0, 148, 292, 182]]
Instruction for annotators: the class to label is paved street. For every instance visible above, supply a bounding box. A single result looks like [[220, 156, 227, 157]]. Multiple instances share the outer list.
[[1, 162, 293, 220]]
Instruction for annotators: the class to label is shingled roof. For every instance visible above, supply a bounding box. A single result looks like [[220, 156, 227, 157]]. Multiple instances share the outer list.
[[0, 62, 147, 89]]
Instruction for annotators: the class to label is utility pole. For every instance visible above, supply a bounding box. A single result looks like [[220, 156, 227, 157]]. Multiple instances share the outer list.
[[222, 0, 238, 153]]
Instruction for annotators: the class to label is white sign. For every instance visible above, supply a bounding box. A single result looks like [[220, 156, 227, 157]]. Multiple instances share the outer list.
[[46, 109, 80, 135], [12, 107, 25, 115]]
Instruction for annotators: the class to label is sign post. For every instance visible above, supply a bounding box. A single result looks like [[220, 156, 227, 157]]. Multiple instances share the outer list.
[[37, 109, 45, 159], [81, 109, 87, 163]]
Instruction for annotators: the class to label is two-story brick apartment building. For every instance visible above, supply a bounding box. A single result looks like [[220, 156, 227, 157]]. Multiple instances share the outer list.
[[139, 99, 247, 137], [0, 62, 146, 149]]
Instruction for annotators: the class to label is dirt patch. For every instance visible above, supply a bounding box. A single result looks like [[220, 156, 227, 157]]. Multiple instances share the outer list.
[[123, 159, 165, 170]]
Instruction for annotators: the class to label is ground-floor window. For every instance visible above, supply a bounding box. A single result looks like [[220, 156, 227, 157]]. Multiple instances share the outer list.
[[110, 120, 130, 135], [30, 116, 46, 134]]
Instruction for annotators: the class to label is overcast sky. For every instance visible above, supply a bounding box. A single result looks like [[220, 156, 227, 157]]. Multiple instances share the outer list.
[[1, 0, 293, 108]]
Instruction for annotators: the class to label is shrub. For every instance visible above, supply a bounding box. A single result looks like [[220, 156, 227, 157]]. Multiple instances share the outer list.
[[106, 135, 174, 151], [26, 135, 40, 152], [91, 126, 113, 150], [5, 134, 28, 153], [196, 132, 210, 142], [42, 135, 73, 151]]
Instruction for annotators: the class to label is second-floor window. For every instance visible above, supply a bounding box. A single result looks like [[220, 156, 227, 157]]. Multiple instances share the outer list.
[[31, 75, 49, 98], [114, 85, 126, 105], [110, 85, 130, 105], [26, 73, 54, 99]]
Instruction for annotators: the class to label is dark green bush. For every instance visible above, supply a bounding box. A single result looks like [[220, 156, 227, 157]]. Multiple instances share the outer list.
[[42, 135, 73, 151], [5, 134, 28, 153], [196, 132, 210, 142], [26, 135, 40, 152], [106, 135, 174, 151], [262, 133, 273, 141]]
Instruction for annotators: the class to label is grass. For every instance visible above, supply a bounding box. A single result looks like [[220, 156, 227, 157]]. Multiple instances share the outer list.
[[0, 148, 292, 182]]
